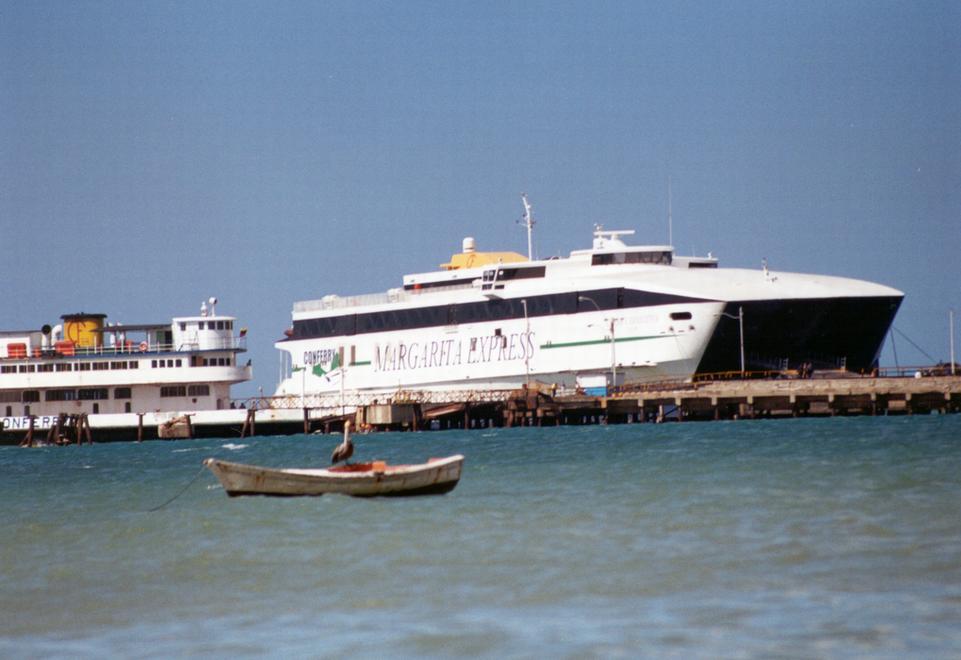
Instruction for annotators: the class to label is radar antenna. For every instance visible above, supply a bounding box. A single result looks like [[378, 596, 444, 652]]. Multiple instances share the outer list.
[[520, 194, 535, 260]]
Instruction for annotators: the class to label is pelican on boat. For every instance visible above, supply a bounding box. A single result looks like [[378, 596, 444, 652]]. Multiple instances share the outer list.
[[203, 454, 464, 497]]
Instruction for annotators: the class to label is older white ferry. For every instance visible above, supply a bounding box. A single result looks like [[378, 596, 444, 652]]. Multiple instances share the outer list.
[[0, 298, 252, 437], [274, 199, 902, 401]]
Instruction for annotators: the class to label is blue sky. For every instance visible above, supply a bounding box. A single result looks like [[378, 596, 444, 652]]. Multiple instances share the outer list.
[[2, 1, 959, 396]]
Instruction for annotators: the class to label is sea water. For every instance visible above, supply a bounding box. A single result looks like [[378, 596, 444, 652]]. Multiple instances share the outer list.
[[1, 416, 960, 658]]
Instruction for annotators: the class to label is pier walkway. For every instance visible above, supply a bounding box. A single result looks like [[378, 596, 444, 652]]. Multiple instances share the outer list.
[[6, 374, 960, 444]]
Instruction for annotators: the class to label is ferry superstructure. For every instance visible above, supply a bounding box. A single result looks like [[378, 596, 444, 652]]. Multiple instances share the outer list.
[[266, 235, 693, 398], [0, 299, 252, 427], [275, 223, 902, 400]]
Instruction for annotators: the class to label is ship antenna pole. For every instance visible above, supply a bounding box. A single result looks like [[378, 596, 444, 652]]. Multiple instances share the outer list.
[[668, 176, 673, 247], [521, 193, 535, 260]]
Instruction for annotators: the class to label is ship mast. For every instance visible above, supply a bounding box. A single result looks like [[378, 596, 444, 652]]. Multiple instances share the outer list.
[[668, 175, 673, 247], [521, 193, 535, 260]]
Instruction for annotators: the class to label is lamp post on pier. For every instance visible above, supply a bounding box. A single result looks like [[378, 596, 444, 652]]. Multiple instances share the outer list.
[[719, 306, 745, 375]]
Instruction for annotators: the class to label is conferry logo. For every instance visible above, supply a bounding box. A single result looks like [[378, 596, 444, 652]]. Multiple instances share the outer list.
[[301, 348, 341, 377], [374, 331, 535, 373]]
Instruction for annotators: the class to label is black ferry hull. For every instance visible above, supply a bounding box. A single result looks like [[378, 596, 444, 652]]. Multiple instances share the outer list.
[[695, 295, 903, 374]]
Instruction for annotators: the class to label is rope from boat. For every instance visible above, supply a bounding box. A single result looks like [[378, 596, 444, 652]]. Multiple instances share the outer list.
[[146, 464, 208, 512]]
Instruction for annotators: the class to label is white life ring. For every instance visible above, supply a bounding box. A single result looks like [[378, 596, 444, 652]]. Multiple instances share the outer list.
[[139, 341, 148, 352]]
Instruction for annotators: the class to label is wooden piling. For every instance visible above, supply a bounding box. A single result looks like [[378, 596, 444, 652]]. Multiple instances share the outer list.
[[82, 413, 93, 444], [21, 415, 36, 447], [239, 408, 256, 438]]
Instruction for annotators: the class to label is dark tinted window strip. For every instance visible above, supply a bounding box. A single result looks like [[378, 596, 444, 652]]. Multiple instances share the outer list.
[[592, 252, 672, 266], [290, 288, 712, 340], [403, 278, 477, 291], [494, 266, 546, 281]]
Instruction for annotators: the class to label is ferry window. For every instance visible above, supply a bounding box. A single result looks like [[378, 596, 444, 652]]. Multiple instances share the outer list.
[[591, 251, 672, 266], [78, 388, 108, 400], [187, 384, 210, 396], [111, 361, 125, 370], [175, 359, 182, 367], [497, 266, 546, 281], [0, 391, 18, 402], [18, 365, 28, 373], [46, 389, 77, 401], [622, 289, 699, 309], [670, 312, 693, 321], [333, 315, 357, 336], [218, 321, 225, 330], [114, 387, 132, 399], [180, 322, 186, 331], [0, 366, 16, 374], [55, 364, 72, 372], [227, 321, 233, 330], [37, 364, 54, 372], [93, 362, 109, 371], [160, 385, 187, 397], [577, 289, 619, 312], [198, 322, 205, 330], [77, 363, 91, 371], [151, 360, 158, 368], [167, 359, 175, 367], [5, 406, 10, 416], [290, 287, 704, 339], [22, 391, 39, 403], [125, 402, 131, 413], [129, 361, 138, 369]]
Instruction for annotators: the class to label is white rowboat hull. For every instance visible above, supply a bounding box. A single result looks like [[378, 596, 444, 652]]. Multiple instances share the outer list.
[[203, 454, 464, 497]]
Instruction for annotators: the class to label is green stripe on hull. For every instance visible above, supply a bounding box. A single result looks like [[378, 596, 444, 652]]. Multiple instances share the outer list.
[[539, 335, 668, 350]]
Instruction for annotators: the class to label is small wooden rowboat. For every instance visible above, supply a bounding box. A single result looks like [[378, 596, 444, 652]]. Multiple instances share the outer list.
[[203, 454, 464, 497]]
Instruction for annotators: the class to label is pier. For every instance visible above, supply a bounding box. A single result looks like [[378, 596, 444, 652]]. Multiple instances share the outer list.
[[5, 372, 961, 444], [282, 371, 961, 432]]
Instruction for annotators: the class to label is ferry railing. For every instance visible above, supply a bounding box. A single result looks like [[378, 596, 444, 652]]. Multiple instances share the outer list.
[[292, 283, 475, 313], [0, 336, 248, 360]]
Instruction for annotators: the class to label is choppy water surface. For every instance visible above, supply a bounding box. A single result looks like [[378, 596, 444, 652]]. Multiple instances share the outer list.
[[2, 416, 960, 657]]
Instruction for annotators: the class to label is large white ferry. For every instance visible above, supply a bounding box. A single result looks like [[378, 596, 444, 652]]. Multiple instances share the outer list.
[[0, 299, 252, 438], [274, 207, 903, 400]]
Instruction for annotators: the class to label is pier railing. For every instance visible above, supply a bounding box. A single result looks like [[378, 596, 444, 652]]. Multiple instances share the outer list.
[[241, 387, 521, 412], [236, 365, 960, 413]]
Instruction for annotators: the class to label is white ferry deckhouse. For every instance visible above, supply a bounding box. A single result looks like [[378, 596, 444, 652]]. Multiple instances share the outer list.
[[0, 299, 251, 427]]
